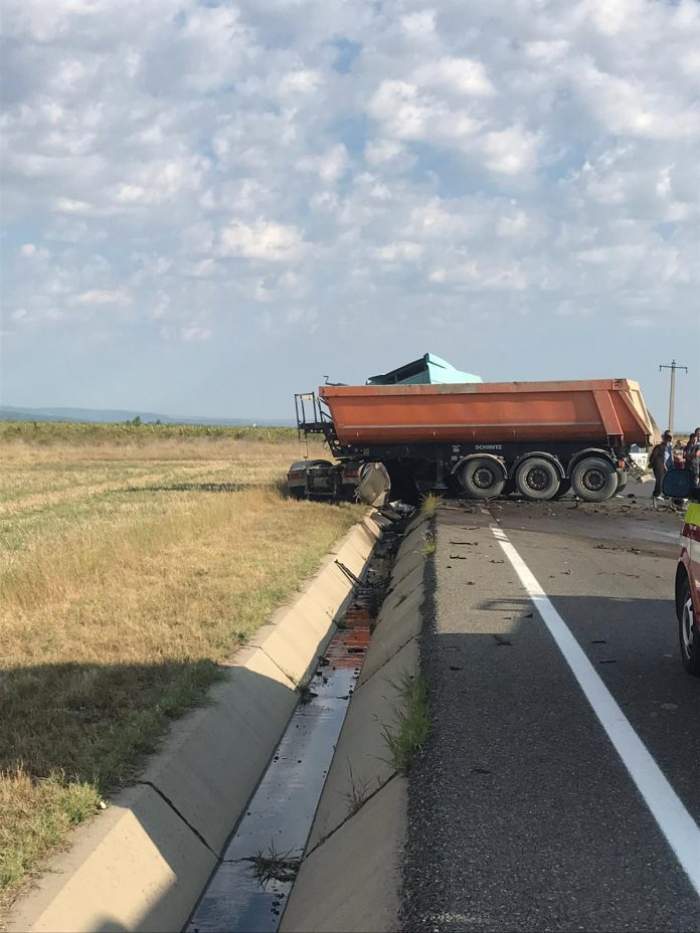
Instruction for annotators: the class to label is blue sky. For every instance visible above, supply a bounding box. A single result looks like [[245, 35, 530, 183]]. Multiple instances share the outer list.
[[1, 0, 699, 428]]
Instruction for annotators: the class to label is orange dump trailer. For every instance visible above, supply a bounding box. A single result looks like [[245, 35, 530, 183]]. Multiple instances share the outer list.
[[319, 379, 656, 447], [293, 378, 658, 503]]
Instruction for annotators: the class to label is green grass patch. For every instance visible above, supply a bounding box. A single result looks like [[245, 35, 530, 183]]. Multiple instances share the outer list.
[[420, 493, 441, 517], [382, 674, 430, 774], [0, 420, 297, 447], [0, 770, 100, 895]]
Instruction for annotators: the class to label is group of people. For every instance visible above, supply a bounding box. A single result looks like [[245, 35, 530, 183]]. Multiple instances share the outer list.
[[649, 427, 700, 499]]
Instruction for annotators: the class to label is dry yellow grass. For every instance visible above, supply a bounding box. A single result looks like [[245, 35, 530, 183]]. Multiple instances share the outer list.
[[0, 428, 362, 914]]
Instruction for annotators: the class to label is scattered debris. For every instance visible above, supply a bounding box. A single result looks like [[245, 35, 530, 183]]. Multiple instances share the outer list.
[[297, 685, 318, 705], [334, 559, 363, 587], [594, 544, 643, 555]]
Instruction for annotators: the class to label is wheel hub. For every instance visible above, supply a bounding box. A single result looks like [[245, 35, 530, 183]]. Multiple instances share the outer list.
[[474, 467, 495, 489], [527, 467, 549, 491], [583, 469, 606, 492]]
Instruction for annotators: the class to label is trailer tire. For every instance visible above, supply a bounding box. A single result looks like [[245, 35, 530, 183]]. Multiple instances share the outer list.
[[514, 457, 561, 500], [571, 456, 618, 502], [458, 457, 506, 500]]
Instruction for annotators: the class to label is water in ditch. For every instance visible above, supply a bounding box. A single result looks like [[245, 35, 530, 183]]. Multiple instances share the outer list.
[[185, 543, 396, 933]]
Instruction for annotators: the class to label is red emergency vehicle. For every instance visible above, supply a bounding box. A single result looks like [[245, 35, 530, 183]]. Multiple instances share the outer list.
[[666, 470, 700, 675]]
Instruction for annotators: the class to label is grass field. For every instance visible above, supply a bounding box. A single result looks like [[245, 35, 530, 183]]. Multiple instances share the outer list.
[[0, 422, 362, 913]]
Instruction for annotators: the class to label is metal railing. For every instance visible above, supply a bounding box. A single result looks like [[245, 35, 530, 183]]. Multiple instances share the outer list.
[[294, 392, 336, 444]]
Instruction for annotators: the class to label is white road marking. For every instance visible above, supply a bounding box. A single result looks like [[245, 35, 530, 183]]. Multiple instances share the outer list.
[[491, 524, 700, 897]]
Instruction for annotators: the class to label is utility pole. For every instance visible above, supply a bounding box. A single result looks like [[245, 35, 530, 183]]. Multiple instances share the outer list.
[[659, 360, 688, 433]]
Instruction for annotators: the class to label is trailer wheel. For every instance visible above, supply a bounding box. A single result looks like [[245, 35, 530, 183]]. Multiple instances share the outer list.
[[458, 458, 506, 499], [571, 456, 618, 502], [514, 457, 561, 500]]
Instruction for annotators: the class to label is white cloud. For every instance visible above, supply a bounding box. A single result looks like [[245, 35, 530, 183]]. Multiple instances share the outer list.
[[278, 69, 322, 98], [415, 57, 494, 97], [301, 144, 349, 184], [74, 289, 131, 305], [364, 139, 406, 165], [429, 259, 527, 291], [400, 10, 437, 42], [496, 210, 530, 238], [181, 325, 211, 342], [376, 241, 423, 262], [480, 127, 539, 175], [219, 220, 305, 262], [189, 258, 217, 278], [53, 197, 110, 217], [571, 63, 700, 140], [408, 200, 473, 239], [368, 80, 432, 141], [317, 144, 348, 183], [525, 40, 571, 64]]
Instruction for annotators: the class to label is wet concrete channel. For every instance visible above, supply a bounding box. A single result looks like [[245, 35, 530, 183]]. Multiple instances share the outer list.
[[186, 518, 404, 933]]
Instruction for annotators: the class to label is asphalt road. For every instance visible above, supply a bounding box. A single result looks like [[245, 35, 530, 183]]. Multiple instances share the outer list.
[[402, 488, 700, 932]]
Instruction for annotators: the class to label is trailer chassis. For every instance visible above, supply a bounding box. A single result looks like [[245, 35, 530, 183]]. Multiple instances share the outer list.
[[334, 439, 626, 500]]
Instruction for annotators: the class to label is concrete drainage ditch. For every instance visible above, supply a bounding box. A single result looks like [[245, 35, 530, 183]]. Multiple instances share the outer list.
[[187, 517, 409, 933], [280, 508, 431, 933]]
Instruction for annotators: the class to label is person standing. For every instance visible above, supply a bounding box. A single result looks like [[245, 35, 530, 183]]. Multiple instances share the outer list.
[[684, 427, 700, 466], [649, 431, 673, 499], [686, 428, 700, 489]]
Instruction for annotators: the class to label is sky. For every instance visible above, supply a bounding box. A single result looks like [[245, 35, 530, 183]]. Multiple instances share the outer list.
[[1, 0, 699, 428]]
